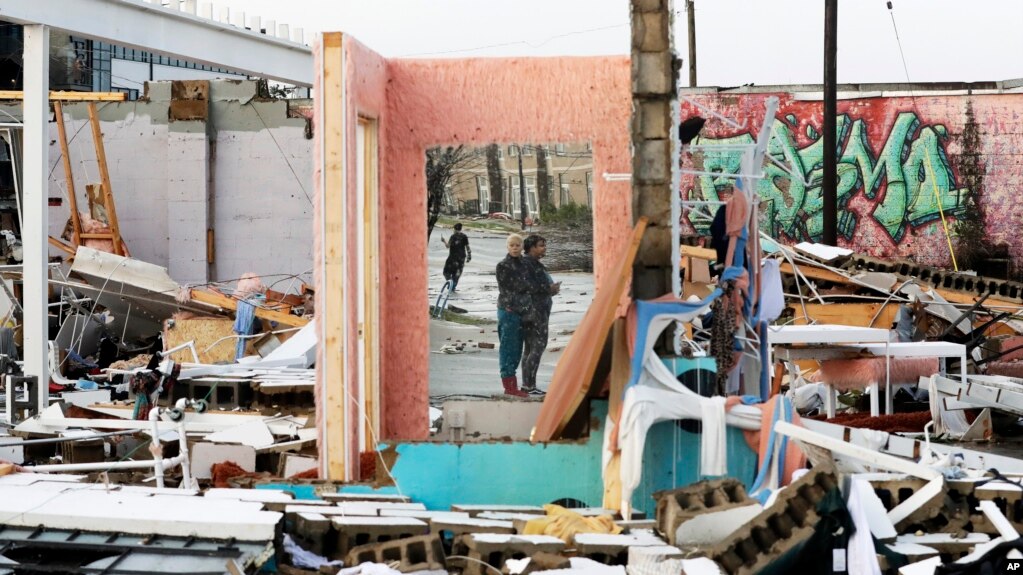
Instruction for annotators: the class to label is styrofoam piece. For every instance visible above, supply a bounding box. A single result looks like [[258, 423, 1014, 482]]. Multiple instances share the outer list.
[[955, 537, 1004, 564], [336, 501, 426, 514], [280, 453, 317, 477], [978, 500, 1019, 540], [263, 319, 316, 368], [0, 472, 85, 485], [379, 509, 470, 520], [675, 504, 762, 546], [477, 511, 549, 521], [59, 390, 112, 408], [470, 534, 564, 544], [429, 517, 513, 529], [190, 442, 256, 479], [574, 532, 665, 547], [452, 504, 546, 513], [888, 477, 945, 526], [775, 421, 941, 480], [330, 516, 427, 528], [895, 533, 990, 546], [0, 443, 24, 464], [204, 488, 294, 503], [898, 556, 941, 575], [321, 492, 410, 503], [0, 485, 281, 540], [850, 478, 897, 541], [794, 242, 852, 262], [884, 543, 938, 560], [679, 558, 725, 575]]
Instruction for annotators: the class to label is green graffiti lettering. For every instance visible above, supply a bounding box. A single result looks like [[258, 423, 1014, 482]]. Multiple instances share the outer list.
[[686, 111, 969, 245]]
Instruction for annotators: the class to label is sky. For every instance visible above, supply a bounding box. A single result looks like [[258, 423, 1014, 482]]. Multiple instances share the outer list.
[[215, 0, 1023, 86]]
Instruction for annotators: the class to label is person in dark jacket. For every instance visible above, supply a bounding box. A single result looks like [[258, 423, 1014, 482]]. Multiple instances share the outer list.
[[496, 233, 545, 397], [441, 223, 471, 291], [520, 234, 559, 396]]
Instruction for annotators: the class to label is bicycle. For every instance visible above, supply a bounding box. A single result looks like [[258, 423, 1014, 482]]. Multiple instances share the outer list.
[[431, 279, 454, 319]]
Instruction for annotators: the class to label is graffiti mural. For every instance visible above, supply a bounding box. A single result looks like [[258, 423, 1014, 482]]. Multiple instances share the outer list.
[[685, 111, 969, 245]]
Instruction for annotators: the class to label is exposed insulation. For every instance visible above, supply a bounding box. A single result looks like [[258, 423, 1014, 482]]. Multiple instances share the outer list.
[[163, 317, 257, 364]]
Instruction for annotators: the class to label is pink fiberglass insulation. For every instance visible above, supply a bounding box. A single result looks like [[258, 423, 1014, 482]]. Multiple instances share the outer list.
[[315, 37, 634, 447]]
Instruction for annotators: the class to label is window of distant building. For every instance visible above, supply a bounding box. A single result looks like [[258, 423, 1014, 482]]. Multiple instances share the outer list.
[[476, 176, 490, 214], [555, 143, 566, 156]]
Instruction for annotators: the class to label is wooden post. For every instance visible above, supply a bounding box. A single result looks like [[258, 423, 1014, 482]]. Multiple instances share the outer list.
[[87, 102, 126, 256], [53, 101, 81, 248], [822, 0, 838, 246], [687, 0, 697, 87], [321, 32, 348, 481]]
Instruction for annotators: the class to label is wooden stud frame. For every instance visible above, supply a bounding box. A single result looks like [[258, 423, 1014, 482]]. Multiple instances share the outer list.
[[320, 32, 349, 481]]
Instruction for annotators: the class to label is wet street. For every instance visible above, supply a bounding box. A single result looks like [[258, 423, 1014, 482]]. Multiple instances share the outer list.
[[426, 224, 594, 400]]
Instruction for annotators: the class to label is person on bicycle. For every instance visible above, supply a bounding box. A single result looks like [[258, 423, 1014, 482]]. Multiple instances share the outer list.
[[441, 223, 471, 291]]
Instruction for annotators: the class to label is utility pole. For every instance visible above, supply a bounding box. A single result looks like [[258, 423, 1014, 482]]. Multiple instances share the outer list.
[[687, 1, 697, 87], [517, 145, 527, 230], [822, 0, 838, 246]]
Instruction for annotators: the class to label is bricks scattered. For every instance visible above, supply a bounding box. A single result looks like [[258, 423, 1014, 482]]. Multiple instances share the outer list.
[[460, 534, 566, 575], [330, 516, 429, 558]]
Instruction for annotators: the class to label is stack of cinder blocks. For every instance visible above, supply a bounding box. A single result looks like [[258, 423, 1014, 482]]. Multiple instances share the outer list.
[[707, 469, 839, 575], [630, 0, 678, 297]]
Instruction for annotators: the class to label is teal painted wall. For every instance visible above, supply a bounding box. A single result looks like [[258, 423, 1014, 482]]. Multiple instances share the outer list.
[[379, 400, 758, 517]]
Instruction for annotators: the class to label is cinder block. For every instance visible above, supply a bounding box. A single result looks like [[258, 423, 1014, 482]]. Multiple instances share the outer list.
[[632, 11, 669, 52], [520, 552, 571, 575], [330, 516, 429, 559], [632, 0, 663, 12], [636, 100, 672, 140], [461, 534, 566, 575], [628, 544, 685, 566], [293, 512, 333, 556], [634, 185, 672, 221], [634, 226, 673, 267], [345, 533, 446, 573], [633, 139, 670, 184], [707, 469, 839, 575], [654, 477, 755, 546], [632, 52, 674, 96]]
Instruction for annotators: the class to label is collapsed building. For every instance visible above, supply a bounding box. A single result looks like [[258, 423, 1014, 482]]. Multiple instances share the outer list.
[[0, 0, 1020, 574]]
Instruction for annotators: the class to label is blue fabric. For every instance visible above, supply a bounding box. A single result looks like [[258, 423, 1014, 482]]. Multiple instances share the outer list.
[[627, 290, 723, 390], [748, 395, 795, 504], [497, 308, 523, 378], [234, 300, 258, 360]]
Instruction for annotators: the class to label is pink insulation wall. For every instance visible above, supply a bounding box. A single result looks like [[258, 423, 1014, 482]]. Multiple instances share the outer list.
[[382, 56, 633, 439], [680, 91, 1023, 271]]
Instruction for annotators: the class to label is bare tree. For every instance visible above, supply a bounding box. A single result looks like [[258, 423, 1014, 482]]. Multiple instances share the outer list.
[[535, 144, 552, 213], [426, 145, 474, 238], [485, 144, 505, 214]]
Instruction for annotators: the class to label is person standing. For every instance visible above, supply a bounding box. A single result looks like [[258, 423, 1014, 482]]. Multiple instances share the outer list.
[[495, 234, 533, 398], [441, 223, 471, 291], [520, 234, 560, 396]]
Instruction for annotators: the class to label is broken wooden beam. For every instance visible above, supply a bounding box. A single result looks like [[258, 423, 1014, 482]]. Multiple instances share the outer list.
[[0, 90, 127, 101], [188, 288, 310, 327]]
